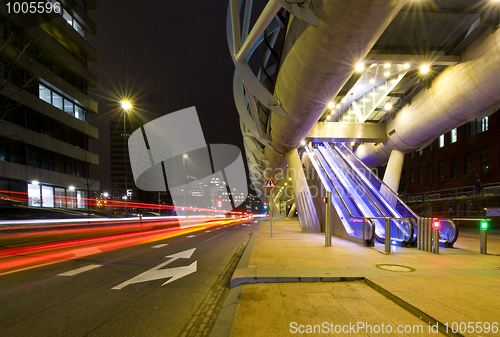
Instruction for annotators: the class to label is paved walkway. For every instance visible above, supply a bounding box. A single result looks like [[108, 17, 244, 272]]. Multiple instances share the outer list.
[[223, 219, 500, 337]]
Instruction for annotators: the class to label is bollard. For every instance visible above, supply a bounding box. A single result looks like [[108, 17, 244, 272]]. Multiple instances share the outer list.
[[385, 217, 391, 254], [432, 219, 440, 254], [325, 191, 331, 247], [480, 220, 488, 254]]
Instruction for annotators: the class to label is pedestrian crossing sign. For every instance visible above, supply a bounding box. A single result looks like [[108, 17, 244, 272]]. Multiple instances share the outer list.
[[265, 177, 277, 189]]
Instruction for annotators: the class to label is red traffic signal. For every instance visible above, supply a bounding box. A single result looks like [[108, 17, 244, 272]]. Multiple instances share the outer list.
[[432, 219, 440, 229], [264, 202, 267, 205]]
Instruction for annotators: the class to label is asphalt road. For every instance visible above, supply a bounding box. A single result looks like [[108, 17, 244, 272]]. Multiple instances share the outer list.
[[0, 219, 258, 337]]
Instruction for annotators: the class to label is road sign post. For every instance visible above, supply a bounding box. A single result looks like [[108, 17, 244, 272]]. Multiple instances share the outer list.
[[265, 177, 277, 237]]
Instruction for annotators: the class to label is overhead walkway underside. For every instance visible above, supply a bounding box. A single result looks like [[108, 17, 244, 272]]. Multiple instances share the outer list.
[[227, 1, 496, 238]]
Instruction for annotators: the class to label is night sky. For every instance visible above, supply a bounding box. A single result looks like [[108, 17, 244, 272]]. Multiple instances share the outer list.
[[88, 1, 248, 192]]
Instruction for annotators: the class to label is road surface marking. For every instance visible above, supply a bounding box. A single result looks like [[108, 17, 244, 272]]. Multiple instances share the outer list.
[[112, 248, 197, 290], [186, 235, 196, 238], [205, 230, 211, 232], [58, 264, 102, 277], [152, 244, 169, 248], [201, 231, 226, 243]]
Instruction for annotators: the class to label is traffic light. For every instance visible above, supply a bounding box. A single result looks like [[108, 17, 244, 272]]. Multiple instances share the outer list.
[[481, 220, 489, 230], [217, 200, 222, 207], [432, 219, 440, 229]]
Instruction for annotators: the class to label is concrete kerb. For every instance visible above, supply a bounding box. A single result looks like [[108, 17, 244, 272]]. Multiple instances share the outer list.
[[209, 221, 261, 337]]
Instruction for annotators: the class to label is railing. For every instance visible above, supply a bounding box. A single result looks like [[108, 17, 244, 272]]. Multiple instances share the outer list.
[[307, 146, 413, 248]]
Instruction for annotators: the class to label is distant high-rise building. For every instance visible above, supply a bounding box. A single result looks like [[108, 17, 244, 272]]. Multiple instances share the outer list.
[[0, 2, 99, 209]]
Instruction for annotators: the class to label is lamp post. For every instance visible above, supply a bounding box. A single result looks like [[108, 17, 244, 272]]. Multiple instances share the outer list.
[[183, 154, 187, 216], [120, 100, 132, 215]]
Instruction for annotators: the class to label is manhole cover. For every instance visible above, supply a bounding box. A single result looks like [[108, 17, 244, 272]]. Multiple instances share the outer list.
[[376, 264, 415, 272]]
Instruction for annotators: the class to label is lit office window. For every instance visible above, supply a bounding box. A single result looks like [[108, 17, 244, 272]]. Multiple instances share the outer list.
[[451, 128, 457, 143], [64, 98, 74, 116], [39, 84, 51, 104], [54, 187, 65, 208], [52, 92, 63, 110], [63, 9, 73, 25], [28, 183, 41, 207], [42, 185, 54, 207], [481, 117, 488, 132], [439, 134, 445, 148]]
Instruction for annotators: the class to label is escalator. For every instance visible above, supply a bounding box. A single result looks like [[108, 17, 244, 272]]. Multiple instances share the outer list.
[[305, 143, 458, 247]]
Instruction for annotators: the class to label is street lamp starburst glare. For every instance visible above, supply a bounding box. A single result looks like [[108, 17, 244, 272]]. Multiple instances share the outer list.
[[121, 100, 133, 111]]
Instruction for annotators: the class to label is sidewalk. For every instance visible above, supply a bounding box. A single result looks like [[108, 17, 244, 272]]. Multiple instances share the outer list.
[[214, 219, 500, 337]]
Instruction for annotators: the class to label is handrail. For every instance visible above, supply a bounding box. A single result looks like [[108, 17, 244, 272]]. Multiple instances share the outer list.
[[322, 144, 412, 242], [338, 143, 420, 219], [306, 146, 414, 244], [362, 218, 375, 243]]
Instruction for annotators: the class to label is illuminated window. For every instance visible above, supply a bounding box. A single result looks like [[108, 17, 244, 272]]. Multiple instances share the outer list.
[[439, 134, 445, 148], [481, 117, 488, 132], [451, 128, 457, 143]]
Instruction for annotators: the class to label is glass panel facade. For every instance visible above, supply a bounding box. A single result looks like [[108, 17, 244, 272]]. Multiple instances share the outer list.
[[28, 183, 41, 207], [64, 98, 74, 115], [42, 185, 54, 207], [54, 187, 65, 208], [77, 190, 86, 208], [39, 84, 51, 104], [52, 92, 63, 109]]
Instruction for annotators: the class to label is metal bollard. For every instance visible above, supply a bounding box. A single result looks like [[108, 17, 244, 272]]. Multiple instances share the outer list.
[[385, 217, 391, 254], [480, 220, 488, 254], [325, 191, 331, 247], [432, 219, 440, 254]]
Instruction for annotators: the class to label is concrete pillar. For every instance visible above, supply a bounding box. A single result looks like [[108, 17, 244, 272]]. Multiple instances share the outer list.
[[287, 202, 296, 219], [381, 150, 404, 206], [286, 149, 318, 232]]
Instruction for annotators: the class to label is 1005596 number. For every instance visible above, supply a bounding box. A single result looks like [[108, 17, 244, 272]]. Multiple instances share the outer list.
[[6, 1, 61, 14], [444, 322, 498, 334]]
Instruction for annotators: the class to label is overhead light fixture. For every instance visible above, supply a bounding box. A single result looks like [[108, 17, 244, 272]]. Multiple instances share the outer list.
[[301, 140, 306, 146], [384, 63, 391, 68], [403, 63, 410, 69], [355, 63, 365, 72], [369, 79, 375, 84], [32, 180, 39, 186], [384, 102, 393, 111], [68, 186, 75, 191], [384, 71, 390, 77], [327, 101, 335, 109], [420, 64, 430, 74], [326, 115, 331, 120]]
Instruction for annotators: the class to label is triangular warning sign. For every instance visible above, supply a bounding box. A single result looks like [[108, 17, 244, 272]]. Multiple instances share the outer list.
[[265, 177, 277, 189]]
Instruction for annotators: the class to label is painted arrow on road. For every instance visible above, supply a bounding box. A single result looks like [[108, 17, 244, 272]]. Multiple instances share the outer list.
[[112, 248, 197, 290]]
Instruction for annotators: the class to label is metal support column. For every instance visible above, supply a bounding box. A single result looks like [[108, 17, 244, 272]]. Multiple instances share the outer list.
[[385, 217, 391, 254], [433, 227, 440, 254], [480, 228, 487, 254], [325, 191, 331, 247]]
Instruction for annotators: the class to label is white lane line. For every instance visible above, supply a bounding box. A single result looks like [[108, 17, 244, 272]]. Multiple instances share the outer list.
[[152, 244, 169, 248], [205, 230, 211, 233], [186, 235, 196, 238], [58, 264, 102, 277]]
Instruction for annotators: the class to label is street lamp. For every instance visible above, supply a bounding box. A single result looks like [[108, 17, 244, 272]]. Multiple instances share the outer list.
[[121, 100, 133, 206], [183, 154, 187, 215]]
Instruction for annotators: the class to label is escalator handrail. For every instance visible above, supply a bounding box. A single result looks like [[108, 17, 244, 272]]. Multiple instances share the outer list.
[[362, 218, 375, 243], [323, 145, 391, 219], [337, 143, 419, 219], [307, 146, 414, 244], [321, 144, 412, 243]]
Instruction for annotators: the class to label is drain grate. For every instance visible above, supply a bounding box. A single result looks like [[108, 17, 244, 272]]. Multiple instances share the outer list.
[[376, 264, 415, 272]]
